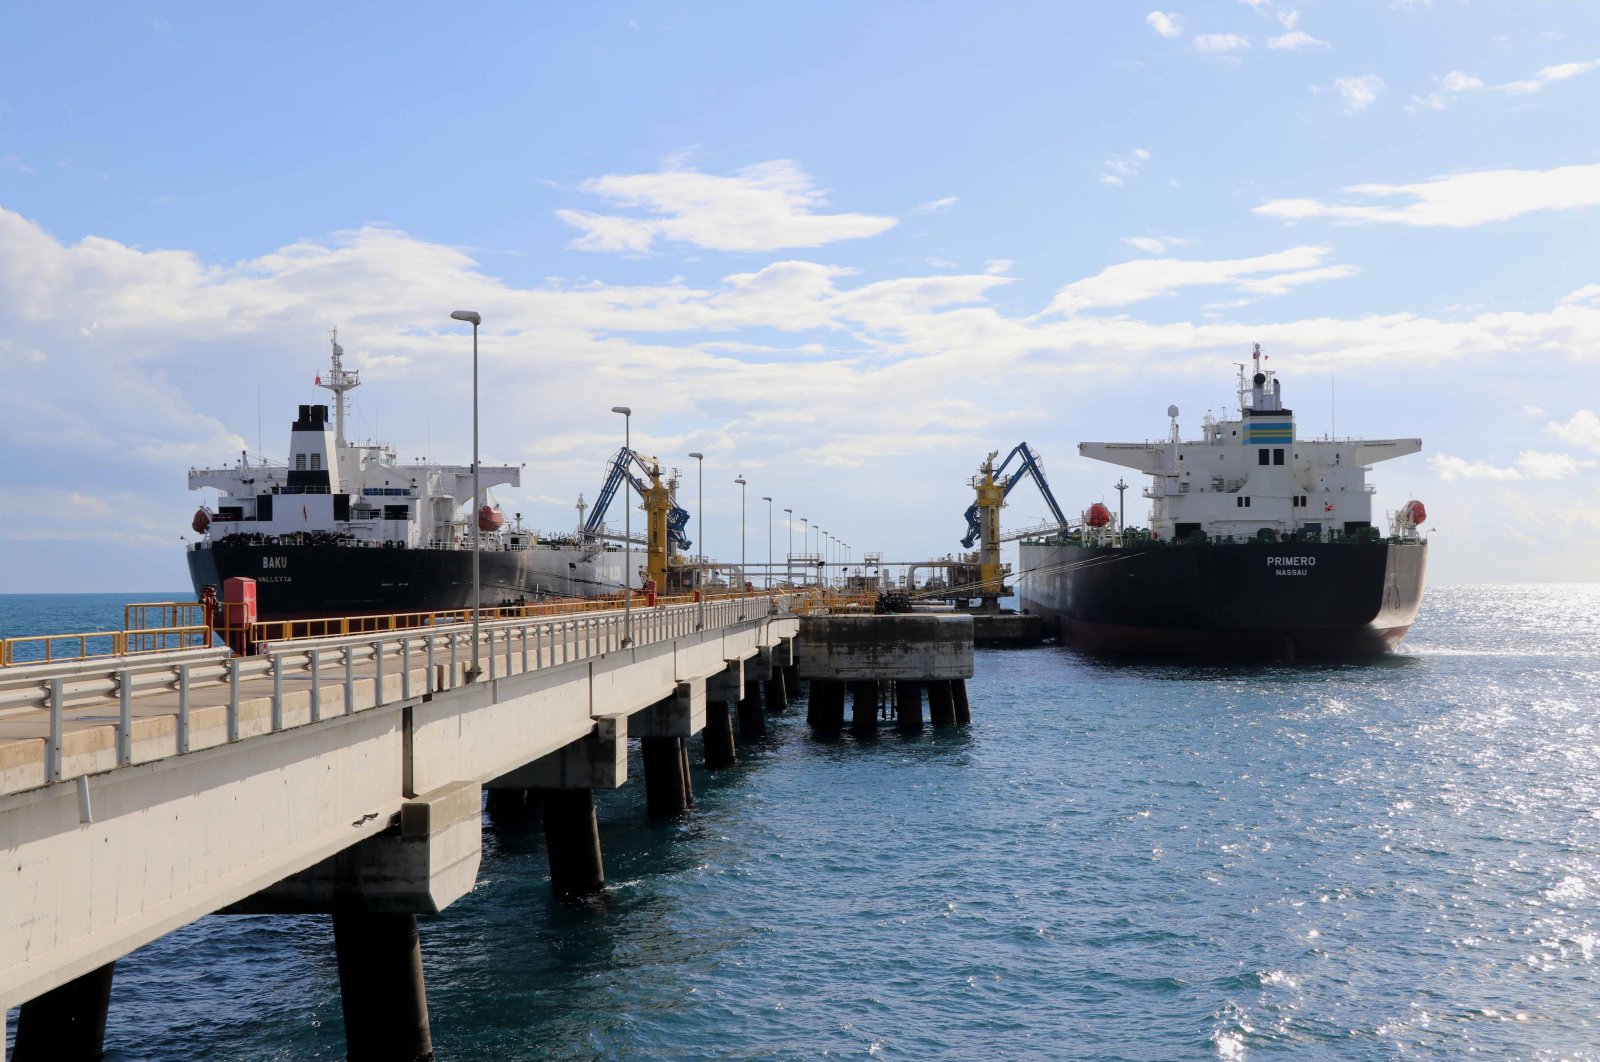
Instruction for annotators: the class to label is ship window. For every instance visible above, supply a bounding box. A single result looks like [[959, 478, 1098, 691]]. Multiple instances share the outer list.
[[1245, 497, 1252, 508], [295, 454, 307, 471], [1273, 448, 1284, 465], [1258, 449, 1269, 466], [310, 453, 321, 470]]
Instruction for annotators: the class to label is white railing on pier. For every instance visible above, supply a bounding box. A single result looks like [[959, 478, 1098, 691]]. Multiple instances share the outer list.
[[0, 595, 794, 789]]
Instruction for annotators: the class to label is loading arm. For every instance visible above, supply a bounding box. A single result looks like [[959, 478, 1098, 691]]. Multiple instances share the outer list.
[[583, 447, 692, 551], [960, 442, 1069, 548]]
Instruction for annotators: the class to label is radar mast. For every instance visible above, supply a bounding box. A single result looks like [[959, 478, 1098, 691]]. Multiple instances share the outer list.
[[315, 329, 361, 447]]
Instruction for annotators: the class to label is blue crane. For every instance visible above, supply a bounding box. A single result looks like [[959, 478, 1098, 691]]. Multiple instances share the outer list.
[[961, 442, 1069, 548], [584, 447, 692, 550]]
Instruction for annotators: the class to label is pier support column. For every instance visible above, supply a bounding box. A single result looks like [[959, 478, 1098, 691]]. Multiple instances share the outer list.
[[484, 787, 539, 822], [895, 681, 923, 733], [12, 962, 115, 1062], [927, 680, 957, 727], [765, 670, 789, 713], [738, 679, 767, 738], [850, 681, 880, 732], [703, 698, 737, 768], [642, 737, 693, 816], [540, 788, 605, 896], [953, 680, 971, 726], [809, 680, 846, 731], [332, 910, 433, 1062]]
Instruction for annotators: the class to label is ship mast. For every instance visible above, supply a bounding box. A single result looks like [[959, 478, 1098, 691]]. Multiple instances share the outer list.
[[315, 329, 361, 447]]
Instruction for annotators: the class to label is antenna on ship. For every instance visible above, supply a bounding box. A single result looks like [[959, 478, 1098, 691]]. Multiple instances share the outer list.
[[315, 328, 362, 448]]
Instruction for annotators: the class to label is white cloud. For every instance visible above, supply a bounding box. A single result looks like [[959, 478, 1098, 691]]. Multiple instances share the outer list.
[[1334, 74, 1385, 112], [982, 259, 1014, 275], [1195, 33, 1250, 53], [1255, 162, 1600, 227], [1431, 450, 1597, 481], [925, 256, 957, 269], [1267, 31, 1327, 50], [8, 201, 1600, 586], [1548, 410, 1600, 452], [1042, 246, 1343, 314], [1499, 58, 1600, 95], [911, 196, 959, 215], [1101, 148, 1151, 186], [1146, 11, 1183, 38], [1235, 264, 1359, 295], [1409, 69, 1483, 111], [555, 160, 897, 253], [1123, 236, 1168, 254]]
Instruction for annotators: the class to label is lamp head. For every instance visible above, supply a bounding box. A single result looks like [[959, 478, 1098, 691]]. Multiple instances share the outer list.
[[688, 451, 703, 461], [450, 310, 481, 326], [734, 476, 746, 486], [611, 405, 632, 416], [762, 496, 771, 502]]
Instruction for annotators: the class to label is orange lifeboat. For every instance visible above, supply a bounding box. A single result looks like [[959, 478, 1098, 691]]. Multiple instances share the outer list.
[[1085, 502, 1113, 528], [1400, 499, 1427, 526], [478, 505, 505, 533], [192, 507, 211, 534]]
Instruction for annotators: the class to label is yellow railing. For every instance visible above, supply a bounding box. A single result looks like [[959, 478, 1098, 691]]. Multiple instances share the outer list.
[[214, 590, 788, 646], [0, 624, 213, 667], [1, 589, 799, 666]]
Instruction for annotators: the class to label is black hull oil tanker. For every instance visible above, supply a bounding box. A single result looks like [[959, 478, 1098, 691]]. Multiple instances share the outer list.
[[184, 334, 671, 622], [1017, 345, 1428, 661]]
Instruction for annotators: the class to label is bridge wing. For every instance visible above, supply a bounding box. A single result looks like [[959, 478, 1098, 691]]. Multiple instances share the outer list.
[[1078, 442, 1164, 473], [1353, 438, 1422, 465]]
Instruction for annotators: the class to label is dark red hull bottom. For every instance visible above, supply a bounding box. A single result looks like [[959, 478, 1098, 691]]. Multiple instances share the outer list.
[[1051, 614, 1412, 662]]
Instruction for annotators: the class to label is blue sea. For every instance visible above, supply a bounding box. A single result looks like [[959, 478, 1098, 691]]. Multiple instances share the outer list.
[[5, 586, 1600, 1060]]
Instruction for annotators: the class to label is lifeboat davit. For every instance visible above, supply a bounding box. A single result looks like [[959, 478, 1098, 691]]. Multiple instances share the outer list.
[[1400, 499, 1427, 526], [192, 507, 211, 534], [1085, 502, 1113, 528], [478, 505, 505, 533]]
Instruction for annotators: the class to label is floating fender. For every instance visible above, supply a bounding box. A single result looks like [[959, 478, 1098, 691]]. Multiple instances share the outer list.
[[1085, 502, 1113, 528], [192, 507, 211, 534], [478, 505, 505, 533]]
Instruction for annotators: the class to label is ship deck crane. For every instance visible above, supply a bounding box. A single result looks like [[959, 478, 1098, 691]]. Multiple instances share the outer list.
[[583, 447, 691, 590], [962, 443, 1069, 605]]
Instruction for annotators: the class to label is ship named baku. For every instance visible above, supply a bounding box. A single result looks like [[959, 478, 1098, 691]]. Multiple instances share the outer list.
[[1017, 346, 1427, 660], [186, 335, 672, 621]]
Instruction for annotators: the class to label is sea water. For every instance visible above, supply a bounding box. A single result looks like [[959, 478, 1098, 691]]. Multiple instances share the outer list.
[[4, 585, 1600, 1060]]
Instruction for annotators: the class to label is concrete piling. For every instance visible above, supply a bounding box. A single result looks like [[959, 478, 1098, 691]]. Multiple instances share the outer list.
[[764, 669, 789, 713], [642, 737, 693, 816], [677, 740, 695, 805], [332, 910, 433, 1062], [738, 679, 767, 738], [850, 681, 880, 732], [808, 680, 846, 731], [11, 962, 115, 1062], [953, 679, 971, 726], [927, 680, 957, 727], [703, 698, 737, 768], [895, 681, 923, 732], [484, 787, 539, 821], [540, 788, 605, 896]]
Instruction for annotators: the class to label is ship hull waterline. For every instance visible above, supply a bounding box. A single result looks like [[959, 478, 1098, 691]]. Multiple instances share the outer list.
[[188, 542, 633, 622], [1016, 539, 1427, 661]]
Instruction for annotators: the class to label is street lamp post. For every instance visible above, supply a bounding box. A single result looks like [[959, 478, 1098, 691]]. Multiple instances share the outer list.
[[688, 451, 704, 628], [762, 496, 772, 591], [450, 310, 483, 681], [611, 406, 633, 646], [734, 476, 747, 594], [783, 508, 793, 587]]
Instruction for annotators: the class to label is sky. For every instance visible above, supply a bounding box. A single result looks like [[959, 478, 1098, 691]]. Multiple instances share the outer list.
[[2, 0, 1599, 592]]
